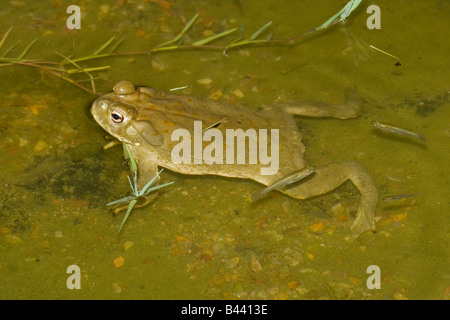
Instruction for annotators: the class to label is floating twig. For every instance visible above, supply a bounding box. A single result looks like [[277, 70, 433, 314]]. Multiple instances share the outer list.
[[0, 4, 365, 94]]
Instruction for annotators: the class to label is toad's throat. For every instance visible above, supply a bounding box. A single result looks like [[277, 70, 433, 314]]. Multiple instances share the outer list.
[[171, 121, 279, 176]]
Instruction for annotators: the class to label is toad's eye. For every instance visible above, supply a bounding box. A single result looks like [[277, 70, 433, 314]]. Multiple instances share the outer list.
[[111, 110, 124, 123]]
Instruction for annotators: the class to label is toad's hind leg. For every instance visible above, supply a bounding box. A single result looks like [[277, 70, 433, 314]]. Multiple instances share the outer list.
[[284, 162, 378, 240], [279, 89, 363, 119]]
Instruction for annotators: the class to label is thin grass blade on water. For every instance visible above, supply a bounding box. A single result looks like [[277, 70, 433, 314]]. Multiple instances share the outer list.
[[139, 169, 164, 196], [143, 181, 175, 196], [314, 0, 362, 31], [110, 142, 174, 233], [123, 142, 137, 173], [250, 21, 272, 40], [92, 35, 116, 56], [127, 174, 137, 195], [106, 195, 135, 207], [192, 28, 238, 46], [0, 27, 13, 50], [156, 13, 199, 49], [118, 199, 138, 232]]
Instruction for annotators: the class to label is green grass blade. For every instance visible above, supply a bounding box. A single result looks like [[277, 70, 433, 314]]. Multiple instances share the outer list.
[[70, 53, 111, 63], [139, 169, 164, 196], [173, 13, 199, 43], [158, 13, 199, 48], [369, 45, 400, 61], [315, 0, 362, 31], [55, 51, 81, 68], [118, 199, 137, 232], [0, 27, 13, 51], [192, 28, 238, 46], [107, 36, 124, 54], [1, 40, 20, 57], [106, 196, 135, 206], [122, 142, 137, 173], [127, 175, 136, 195], [17, 38, 38, 59], [92, 35, 116, 55], [340, 0, 362, 20], [250, 21, 272, 40], [66, 65, 111, 74], [143, 181, 174, 196]]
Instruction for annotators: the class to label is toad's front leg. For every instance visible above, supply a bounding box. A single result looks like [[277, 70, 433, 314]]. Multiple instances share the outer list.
[[283, 161, 378, 240], [112, 152, 161, 214]]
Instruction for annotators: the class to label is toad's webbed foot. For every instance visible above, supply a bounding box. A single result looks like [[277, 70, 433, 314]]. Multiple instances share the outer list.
[[111, 192, 159, 215], [283, 161, 378, 240]]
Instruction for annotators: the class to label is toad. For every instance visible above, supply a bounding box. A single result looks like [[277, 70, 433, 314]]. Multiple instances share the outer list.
[[91, 80, 378, 240]]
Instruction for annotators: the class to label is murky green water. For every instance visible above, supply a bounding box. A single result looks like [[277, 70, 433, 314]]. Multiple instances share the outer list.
[[0, 0, 448, 299]]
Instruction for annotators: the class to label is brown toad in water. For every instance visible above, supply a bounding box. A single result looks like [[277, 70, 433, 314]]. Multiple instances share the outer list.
[[91, 80, 378, 240]]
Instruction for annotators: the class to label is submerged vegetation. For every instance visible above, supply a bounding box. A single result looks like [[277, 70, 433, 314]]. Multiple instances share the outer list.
[[0, 0, 387, 96], [107, 142, 174, 233]]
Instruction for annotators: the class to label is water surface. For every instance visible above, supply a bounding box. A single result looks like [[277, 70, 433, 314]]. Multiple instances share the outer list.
[[0, 0, 448, 299]]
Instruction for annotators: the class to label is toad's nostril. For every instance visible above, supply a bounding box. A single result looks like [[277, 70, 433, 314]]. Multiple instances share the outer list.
[[99, 101, 108, 110]]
